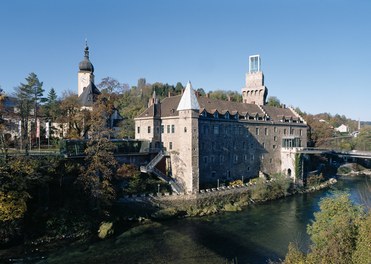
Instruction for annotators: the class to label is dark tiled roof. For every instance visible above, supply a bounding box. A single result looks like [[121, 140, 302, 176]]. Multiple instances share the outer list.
[[78, 82, 101, 107], [137, 95, 303, 123], [260, 105, 301, 122], [198, 97, 264, 116]]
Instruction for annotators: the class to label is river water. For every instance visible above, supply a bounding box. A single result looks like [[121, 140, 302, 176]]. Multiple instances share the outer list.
[[43, 176, 370, 264]]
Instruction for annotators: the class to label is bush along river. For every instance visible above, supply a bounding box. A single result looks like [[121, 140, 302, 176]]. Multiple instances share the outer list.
[[4, 175, 371, 264]]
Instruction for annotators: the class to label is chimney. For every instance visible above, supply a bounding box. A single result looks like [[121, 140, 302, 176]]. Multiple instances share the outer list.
[[148, 97, 155, 108]]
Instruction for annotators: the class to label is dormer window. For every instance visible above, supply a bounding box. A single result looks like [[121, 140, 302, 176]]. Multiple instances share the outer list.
[[214, 112, 219, 118], [225, 112, 230, 119]]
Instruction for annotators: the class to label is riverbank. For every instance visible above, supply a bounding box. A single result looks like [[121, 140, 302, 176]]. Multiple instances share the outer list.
[[25, 175, 371, 264], [0, 177, 338, 263], [117, 176, 338, 221], [337, 163, 371, 177]]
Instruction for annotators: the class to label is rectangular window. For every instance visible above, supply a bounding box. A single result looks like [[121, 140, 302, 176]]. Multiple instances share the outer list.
[[169, 142, 173, 150], [204, 156, 208, 164], [171, 124, 175, 133], [273, 144, 276, 149], [167, 125, 170, 133], [137, 126, 140, 134], [265, 128, 268, 136], [148, 126, 151, 133], [274, 127, 277, 133], [244, 154, 248, 161], [256, 127, 259, 135], [300, 129, 302, 136], [283, 128, 287, 135], [214, 125, 219, 135], [161, 125, 164, 133], [274, 136, 277, 141], [184, 127, 187, 133]]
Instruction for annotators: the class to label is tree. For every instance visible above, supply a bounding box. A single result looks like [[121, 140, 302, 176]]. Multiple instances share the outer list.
[[355, 126, 371, 151], [267, 96, 281, 107], [306, 192, 363, 264], [15, 73, 44, 151], [77, 94, 118, 215], [97, 77, 128, 94], [283, 242, 306, 264], [196, 88, 206, 96], [44, 87, 60, 121], [283, 192, 370, 264], [59, 91, 90, 138], [352, 212, 371, 264], [175, 82, 184, 93]]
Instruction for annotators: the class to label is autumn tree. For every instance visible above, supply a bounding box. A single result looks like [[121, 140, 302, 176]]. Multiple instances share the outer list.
[[355, 126, 371, 151], [97, 76, 128, 95], [283, 192, 370, 264], [59, 91, 90, 138], [77, 94, 118, 215]]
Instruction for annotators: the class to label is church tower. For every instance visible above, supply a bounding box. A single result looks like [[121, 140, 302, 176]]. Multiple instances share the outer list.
[[175, 81, 200, 193], [78, 41, 95, 97], [241, 55, 268, 105]]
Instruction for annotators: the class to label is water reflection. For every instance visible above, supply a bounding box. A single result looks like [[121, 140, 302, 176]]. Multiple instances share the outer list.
[[45, 176, 370, 264]]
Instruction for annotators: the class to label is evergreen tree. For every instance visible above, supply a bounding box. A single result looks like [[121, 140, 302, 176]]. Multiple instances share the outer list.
[[44, 88, 60, 121], [15, 73, 44, 151]]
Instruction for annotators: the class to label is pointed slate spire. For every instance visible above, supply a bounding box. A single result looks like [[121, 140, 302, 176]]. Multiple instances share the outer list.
[[177, 81, 200, 111]]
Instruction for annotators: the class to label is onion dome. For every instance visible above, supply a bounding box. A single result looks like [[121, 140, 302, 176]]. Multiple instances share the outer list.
[[79, 43, 94, 72]]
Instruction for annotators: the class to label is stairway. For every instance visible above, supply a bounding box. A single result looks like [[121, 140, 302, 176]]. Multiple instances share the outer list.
[[140, 150, 183, 193]]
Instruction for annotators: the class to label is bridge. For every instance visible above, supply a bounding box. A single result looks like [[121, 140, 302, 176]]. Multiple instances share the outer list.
[[297, 148, 371, 160]]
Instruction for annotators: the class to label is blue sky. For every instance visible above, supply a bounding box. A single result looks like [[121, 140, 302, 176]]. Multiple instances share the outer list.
[[1, 0, 370, 121]]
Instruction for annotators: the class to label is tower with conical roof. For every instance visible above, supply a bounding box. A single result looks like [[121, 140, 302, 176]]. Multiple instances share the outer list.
[[78, 41, 95, 97], [174, 81, 200, 193]]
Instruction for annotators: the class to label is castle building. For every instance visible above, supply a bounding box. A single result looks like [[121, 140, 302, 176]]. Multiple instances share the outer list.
[[135, 55, 308, 193]]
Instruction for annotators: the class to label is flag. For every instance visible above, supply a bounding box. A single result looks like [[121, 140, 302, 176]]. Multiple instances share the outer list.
[[45, 121, 50, 139], [36, 118, 40, 138]]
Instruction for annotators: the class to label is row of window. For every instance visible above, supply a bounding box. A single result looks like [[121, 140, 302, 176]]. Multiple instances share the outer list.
[[200, 124, 303, 137], [138, 124, 303, 138], [137, 124, 177, 134], [203, 154, 255, 164]]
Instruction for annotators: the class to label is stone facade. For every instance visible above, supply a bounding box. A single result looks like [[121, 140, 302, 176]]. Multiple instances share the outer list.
[[135, 57, 308, 192]]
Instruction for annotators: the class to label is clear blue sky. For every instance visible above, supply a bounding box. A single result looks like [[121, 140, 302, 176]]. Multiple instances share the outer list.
[[1, 0, 370, 121]]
